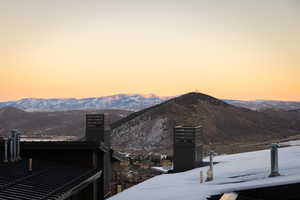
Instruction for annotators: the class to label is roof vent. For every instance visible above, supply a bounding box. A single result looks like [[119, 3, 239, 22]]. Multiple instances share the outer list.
[[269, 143, 280, 177], [3, 138, 8, 163], [3, 129, 21, 164], [206, 151, 216, 182]]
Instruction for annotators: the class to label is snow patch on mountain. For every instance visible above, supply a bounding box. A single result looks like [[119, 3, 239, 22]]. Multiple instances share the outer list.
[[1, 94, 300, 112], [0, 94, 172, 112]]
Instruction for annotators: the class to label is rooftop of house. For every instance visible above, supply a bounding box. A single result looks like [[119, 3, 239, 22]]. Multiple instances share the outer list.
[[108, 144, 300, 200], [21, 140, 110, 152], [0, 140, 110, 153], [0, 159, 101, 200]]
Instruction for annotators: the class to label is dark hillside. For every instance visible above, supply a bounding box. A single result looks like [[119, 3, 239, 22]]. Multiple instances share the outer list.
[[111, 93, 300, 150], [0, 107, 132, 138]]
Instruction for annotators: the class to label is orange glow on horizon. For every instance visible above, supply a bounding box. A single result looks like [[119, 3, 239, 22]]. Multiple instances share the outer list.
[[1, 1, 299, 102]]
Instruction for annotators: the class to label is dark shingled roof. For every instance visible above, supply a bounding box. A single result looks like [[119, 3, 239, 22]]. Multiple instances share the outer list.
[[0, 160, 101, 200], [20, 141, 110, 152]]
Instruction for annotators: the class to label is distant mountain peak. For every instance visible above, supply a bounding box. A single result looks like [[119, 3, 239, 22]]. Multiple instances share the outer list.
[[0, 94, 172, 112], [111, 92, 230, 129], [111, 92, 300, 150], [173, 92, 229, 106]]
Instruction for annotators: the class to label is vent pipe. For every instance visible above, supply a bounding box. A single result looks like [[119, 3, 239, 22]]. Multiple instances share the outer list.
[[12, 130, 17, 162], [269, 143, 280, 177], [28, 158, 33, 172], [206, 151, 215, 181], [5, 130, 22, 163], [3, 138, 8, 163], [9, 136, 14, 162], [16, 133, 21, 160]]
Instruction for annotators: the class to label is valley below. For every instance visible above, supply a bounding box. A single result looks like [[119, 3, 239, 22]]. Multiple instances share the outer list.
[[0, 92, 299, 156]]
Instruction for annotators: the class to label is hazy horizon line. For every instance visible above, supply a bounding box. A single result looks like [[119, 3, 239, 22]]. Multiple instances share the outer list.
[[1, 93, 300, 103]]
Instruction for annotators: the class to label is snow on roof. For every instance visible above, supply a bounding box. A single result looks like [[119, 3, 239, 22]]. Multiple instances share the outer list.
[[280, 139, 300, 147], [108, 146, 300, 200], [151, 166, 173, 173], [21, 136, 78, 142]]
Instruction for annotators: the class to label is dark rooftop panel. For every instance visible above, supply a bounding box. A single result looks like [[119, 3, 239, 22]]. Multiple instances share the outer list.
[[0, 160, 101, 200]]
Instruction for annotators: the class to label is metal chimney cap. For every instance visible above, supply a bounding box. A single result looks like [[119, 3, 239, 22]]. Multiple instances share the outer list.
[[11, 129, 19, 134], [270, 143, 280, 148], [208, 151, 217, 156]]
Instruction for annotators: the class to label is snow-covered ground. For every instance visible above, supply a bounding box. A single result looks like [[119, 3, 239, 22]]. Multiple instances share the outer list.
[[279, 140, 300, 147], [108, 146, 300, 200], [151, 166, 173, 173]]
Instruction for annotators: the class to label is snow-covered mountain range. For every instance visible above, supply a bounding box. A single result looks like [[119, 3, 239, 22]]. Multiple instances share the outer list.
[[0, 94, 299, 112], [0, 94, 172, 111], [225, 99, 300, 111]]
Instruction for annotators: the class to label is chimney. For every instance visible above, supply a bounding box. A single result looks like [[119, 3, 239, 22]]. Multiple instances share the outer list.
[[269, 143, 280, 177], [85, 114, 105, 142], [173, 125, 202, 173]]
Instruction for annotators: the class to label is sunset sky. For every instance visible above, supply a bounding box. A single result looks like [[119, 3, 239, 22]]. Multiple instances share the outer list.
[[1, 0, 299, 101]]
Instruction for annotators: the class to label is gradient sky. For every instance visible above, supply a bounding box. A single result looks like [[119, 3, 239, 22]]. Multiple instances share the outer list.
[[1, 0, 299, 101]]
